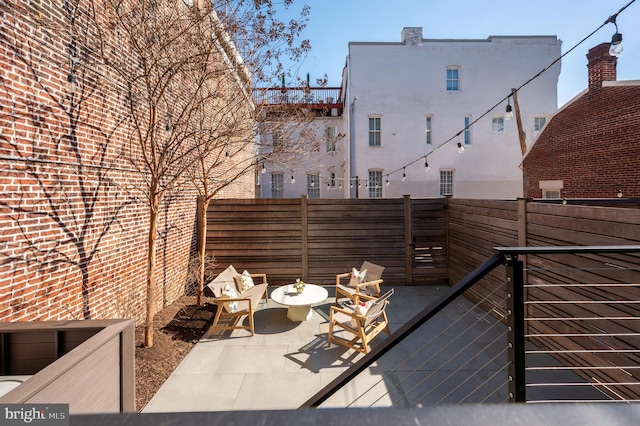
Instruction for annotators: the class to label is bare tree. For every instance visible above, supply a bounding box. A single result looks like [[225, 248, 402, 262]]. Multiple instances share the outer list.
[[177, 3, 318, 306], [86, 0, 312, 346], [2, 0, 312, 347]]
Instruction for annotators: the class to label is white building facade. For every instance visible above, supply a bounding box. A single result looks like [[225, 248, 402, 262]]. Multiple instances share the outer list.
[[259, 27, 561, 199]]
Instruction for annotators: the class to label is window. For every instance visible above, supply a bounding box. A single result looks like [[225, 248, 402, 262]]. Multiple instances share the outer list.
[[271, 173, 283, 199], [307, 173, 320, 198], [464, 115, 471, 145], [543, 189, 561, 199], [368, 116, 381, 146], [446, 67, 459, 92], [425, 115, 433, 145], [539, 180, 563, 199], [272, 129, 282, 146], [492, 116, 504, 133], [534, 116, 546, 132], [326, 126, 336, 152], [440, 170, 453, 196], [368, 170, 383, 198]]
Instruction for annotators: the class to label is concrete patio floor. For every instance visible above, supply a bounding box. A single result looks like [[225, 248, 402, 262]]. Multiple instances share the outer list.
[[142, 285, 606, 413]]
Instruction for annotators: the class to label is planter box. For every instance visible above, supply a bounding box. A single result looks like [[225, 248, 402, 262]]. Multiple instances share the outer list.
[[0, 319, 135, 413]]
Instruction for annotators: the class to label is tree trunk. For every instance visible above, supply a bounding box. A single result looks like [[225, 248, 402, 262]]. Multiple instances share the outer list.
[[196, 195, 210, 307], [144, 193, 160, 348]]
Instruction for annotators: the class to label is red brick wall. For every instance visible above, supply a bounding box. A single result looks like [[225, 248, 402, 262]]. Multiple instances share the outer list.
[[0, 3, 254, 323], [523, 44, 640, 199]]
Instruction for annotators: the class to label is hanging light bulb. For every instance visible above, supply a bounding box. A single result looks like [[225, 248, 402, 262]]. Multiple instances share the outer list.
[[617, 188, 623, 198], [610, 32, 623, 56], [505, 99, 513, 121], [291, 174, 295, 184], [402, 168, 406, 182], [386, 177, 390, 186], [424, 158, 430, 173], [457, 142, 465, 153], [607, 15, 623, 56], [261, 163, 266, 174]]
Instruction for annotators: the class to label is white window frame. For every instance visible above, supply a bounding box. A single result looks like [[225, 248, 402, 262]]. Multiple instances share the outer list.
[[368, 115, 382, 146], [329, 172, 337, 189], [440, 169, 454, 196], [492, 116, 504, 134], [446, 66, 460, 92], [368, 170, 383, 198], [425, 115, 433, 145], [271, 173, 283, 199], [534, 116, 547, 133], [464, 115, 472, 145], [307, 173, 320, 198], [272, 129, 282, 146]]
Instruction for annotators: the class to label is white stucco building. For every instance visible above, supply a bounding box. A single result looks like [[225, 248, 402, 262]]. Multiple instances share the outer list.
[[258, 27, 561, 199]]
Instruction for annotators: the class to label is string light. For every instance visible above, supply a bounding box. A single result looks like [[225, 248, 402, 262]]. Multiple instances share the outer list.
[[386, 177, 390, 186], [402, 168, 406, 182], [505, 97, 513, 120], [261, 163, 266, 174], [606, 14, 624, 56], [376, 1, 635, 183], [424, 158, 430, 173], [291, 174, 295, 184]]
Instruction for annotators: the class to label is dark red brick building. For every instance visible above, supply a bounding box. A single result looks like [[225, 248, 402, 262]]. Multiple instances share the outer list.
[[522, 43, 640, 199]]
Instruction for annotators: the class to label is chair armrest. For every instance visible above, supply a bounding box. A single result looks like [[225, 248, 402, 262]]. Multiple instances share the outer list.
[[354, 279, 383, 289], [329, 305, 359, 318], [335, 272, 350, 286], [250, 273, 268, 284]]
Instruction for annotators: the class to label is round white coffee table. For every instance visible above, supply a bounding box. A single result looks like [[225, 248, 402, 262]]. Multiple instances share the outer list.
[[271, 283, 329, 321]]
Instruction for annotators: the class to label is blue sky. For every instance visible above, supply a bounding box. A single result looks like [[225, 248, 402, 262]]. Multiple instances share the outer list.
[[282, 0, 639, 106]]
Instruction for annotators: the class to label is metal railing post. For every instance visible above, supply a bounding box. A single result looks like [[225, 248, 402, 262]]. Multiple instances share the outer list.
[[506, 255, 526, 402]]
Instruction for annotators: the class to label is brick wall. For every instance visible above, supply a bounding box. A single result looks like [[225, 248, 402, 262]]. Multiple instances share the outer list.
[[523, 43, 640, 199], [0, 2, 255, 324]]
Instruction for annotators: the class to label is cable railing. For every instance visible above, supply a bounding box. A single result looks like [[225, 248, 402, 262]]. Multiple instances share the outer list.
[[303, 246, 640, 408]]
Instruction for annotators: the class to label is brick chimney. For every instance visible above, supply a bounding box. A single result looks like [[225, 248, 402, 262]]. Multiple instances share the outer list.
[[587, 42, 617, 90]]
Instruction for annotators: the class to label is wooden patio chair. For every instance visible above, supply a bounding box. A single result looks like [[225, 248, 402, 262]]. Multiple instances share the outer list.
[[203, 265, 268, 336], [327, 289, 394, 354], [335, 261, 385, 303]]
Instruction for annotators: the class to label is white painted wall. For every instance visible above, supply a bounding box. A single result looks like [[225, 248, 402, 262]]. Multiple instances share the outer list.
[[258, 115, 348, 199], [345, 30, 561, 199], [260, 28, 560, 200]]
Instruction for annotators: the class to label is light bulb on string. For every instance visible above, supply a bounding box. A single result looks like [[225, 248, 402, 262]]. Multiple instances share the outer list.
[[386, 177, 390, 186], [291, 174, 295, 184], [402, 168, 406, 182], [457, 142, 465, 154], [261, 163, 266, 174], [424, 158, 430, 173], [505, 99, 513, 121]]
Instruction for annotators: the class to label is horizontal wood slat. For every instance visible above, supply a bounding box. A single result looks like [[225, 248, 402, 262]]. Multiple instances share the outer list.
[[205, 197, 448, 286]]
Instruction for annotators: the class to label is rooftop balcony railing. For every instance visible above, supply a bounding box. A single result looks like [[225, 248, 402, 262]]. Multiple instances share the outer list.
[[253, 87, 343, 109], [304, 245, 640, 407]]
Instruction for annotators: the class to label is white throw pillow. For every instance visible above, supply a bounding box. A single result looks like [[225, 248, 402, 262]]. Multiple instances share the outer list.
[[234, 270, 255, 292], [348, 268, 367, 287], [350, 299, 374, 328], [221, 284, 238, 312]]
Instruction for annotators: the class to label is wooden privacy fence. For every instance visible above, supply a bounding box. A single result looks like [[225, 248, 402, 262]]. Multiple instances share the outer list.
[[204, 196, 448, 286]]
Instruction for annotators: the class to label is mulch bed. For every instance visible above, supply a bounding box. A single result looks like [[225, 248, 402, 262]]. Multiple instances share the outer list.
[[134, 296, 217, 412]]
